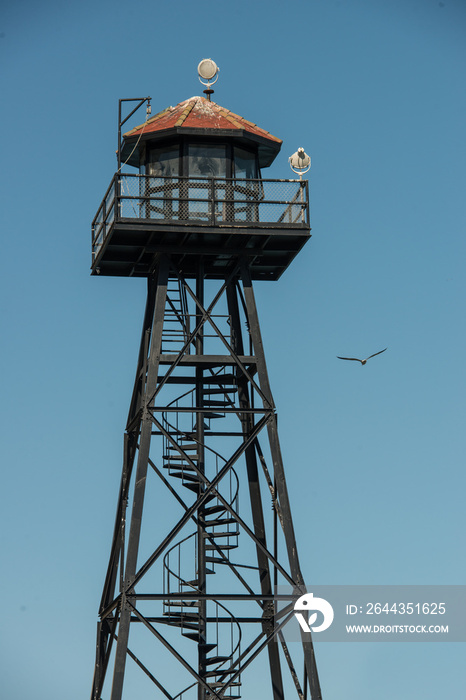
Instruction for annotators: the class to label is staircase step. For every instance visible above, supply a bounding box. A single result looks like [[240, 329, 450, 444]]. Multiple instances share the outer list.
[[204, 504, 227, 516], [164, 613, 199, 637], [205, 668, 237, 678], [202, 388, 238, 395], [180, 637, 217, 652], [164, 462, 198, 471], [169, 442, 199, 450], [203, 412, 225, 419], [168, 622, 200, 631], [205, 544, 237, 551], [182, 632, 201, 642], [201, 493, 218, 504], [205, 655, 230, 665], [204, 517, 237, 527], [203, 373, 236, 383], [165, 463, 198, 472], [179, 483, 217, 500], [169, 472, 200, 482], [204, 531, 239, 539], [205, 556, 231, 564], [167, 467, 198, 475], [163, 453, 199, 461], [182, 482, 202, 493], [164, 602, 200, 610]]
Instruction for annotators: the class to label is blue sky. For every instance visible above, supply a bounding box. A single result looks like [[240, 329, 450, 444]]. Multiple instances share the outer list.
[[1, 0, 465, 698]]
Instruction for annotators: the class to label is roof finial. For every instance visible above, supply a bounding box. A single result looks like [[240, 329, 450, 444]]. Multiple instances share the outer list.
[[197, 58, 219, 101]]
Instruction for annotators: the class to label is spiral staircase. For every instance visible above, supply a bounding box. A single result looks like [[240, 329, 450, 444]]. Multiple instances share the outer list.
[[159, 282, 244, 697]]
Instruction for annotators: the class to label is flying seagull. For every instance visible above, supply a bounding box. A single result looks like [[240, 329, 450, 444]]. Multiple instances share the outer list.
[[337, 348, 387, 365]]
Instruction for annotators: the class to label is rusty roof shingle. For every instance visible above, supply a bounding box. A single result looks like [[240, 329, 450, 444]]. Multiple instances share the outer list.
[[124, 96, 282, 145]]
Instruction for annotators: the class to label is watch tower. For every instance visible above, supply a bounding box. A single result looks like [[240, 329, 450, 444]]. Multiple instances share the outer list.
[[90, 63, 322, 700]]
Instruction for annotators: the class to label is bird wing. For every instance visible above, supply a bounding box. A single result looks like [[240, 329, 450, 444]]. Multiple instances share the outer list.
[[337, 356, 362, 362], [365, 348, 388, 361]]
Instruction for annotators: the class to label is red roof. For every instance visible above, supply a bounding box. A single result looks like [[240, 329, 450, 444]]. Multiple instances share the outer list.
[[123, 95, 282, 145]]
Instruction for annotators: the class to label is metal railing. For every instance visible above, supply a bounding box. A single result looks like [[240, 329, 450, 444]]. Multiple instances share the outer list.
[[92, 174, 309, 261]]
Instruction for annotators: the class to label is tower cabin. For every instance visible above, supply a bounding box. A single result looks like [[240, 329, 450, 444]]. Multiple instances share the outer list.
[[92, 95, 310, 280]]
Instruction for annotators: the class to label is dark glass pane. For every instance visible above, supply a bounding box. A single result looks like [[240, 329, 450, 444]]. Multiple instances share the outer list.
[[188, 144, 226, 177], [233, 147, 257, 179], [147, 145, 180, 176]]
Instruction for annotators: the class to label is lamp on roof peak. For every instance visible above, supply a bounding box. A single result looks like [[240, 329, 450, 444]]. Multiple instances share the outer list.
[[198, 58, 219, 101]]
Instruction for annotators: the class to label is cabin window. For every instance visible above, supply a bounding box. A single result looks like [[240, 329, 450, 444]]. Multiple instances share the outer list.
[[188, 144, 227, 178], [147, 145, 180, 177], [233, 147, 257, 179]]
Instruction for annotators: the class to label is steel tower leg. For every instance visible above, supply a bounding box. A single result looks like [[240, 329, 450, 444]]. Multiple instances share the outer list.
[[91, 257, 322, 700], [110, 256, 169, 700], [239, 261, 322, 700]]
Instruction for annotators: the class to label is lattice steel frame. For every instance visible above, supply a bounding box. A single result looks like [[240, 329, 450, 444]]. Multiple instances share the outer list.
[[90, 255, 322, 700]]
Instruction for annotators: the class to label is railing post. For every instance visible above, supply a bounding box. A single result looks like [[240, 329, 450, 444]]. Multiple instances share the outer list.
[[299, 181, 304, 224], [102, 191, 107, 244], [210, 177, 215, 225], [304, 179, 309, 224], [116, 172, 122, 221]]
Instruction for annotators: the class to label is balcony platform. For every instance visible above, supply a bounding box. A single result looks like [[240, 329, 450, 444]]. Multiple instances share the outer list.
[[91, 175, 311, 280]]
